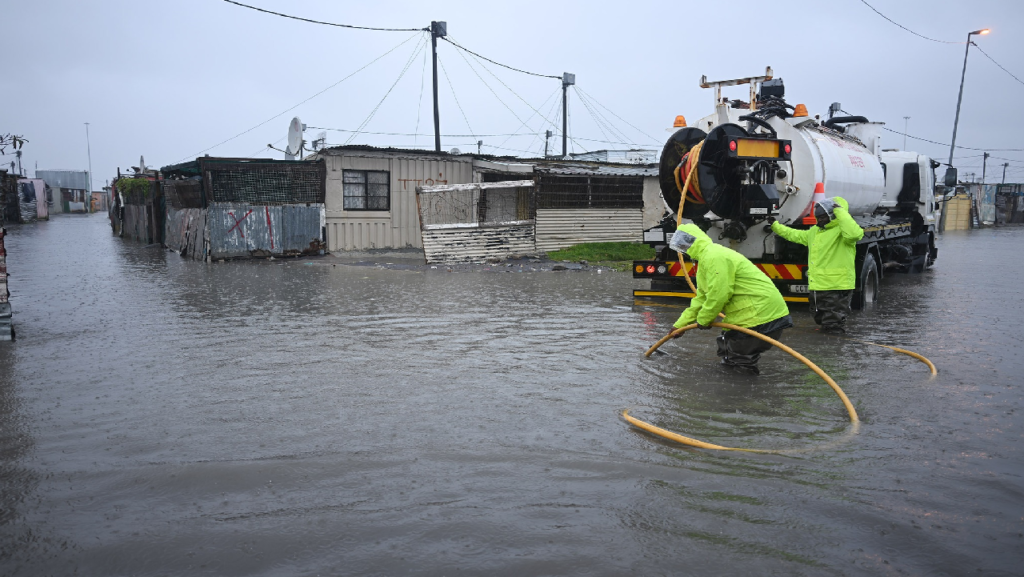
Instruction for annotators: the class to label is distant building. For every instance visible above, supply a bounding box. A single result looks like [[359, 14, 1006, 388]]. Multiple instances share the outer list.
[[35, 170, 90, 214], [569, 149, 658, 165]]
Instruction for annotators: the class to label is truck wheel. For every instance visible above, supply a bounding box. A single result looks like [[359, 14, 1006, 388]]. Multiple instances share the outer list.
[[854, 252, 880, 309]]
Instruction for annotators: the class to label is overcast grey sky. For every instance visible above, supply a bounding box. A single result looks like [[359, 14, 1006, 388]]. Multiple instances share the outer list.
[[5, 0, 1024, 187]]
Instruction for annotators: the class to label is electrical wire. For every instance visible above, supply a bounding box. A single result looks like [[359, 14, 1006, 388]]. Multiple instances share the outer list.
[[451, 36, 561, 130], [439, 37, 560, 79], [344, 35, 429, 145], [174, 31, 421, 163], [414, 41, 429, 149], [973, 45, 1024, 88], [575, 86, 660, 144], [309, 127, 541, 138], [857, 0, 1023, 88], [574, 87, 635, 146], [857, 0, 960, 44], [221, 0, 426, 32], [437, 53, 476, 140], [881, 127, 1024, 152], [495, 87, 561, 151]]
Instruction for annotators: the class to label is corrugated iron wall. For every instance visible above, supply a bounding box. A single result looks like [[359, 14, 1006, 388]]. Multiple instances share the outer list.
[[324, 154, 474, 251], [122, 205, 153, 243], [165, 208, 208, 259], [421, 223, 536, 264], [535, 208, 643, 252], [208, 203, 324, 259]]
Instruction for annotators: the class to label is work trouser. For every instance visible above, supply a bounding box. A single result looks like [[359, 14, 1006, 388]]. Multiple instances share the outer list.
[[716, 315, 794, 369], [810, 290, 853, 332]]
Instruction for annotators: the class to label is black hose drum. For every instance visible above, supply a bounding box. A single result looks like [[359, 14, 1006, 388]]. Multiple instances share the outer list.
[[697, 124, 789, 220], [658, 127, 707, 220]]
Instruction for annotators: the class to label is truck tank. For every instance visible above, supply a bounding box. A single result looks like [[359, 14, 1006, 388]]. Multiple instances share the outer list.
[[636, 70, 940, 307]]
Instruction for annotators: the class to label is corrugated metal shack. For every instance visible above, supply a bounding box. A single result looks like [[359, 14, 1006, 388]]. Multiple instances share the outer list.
[[35, 170, 90, 214], [161, 157, 326, 260], [315, 146, 475, 251], [0, 170, 18, 225], [315, 145, 659, 258]]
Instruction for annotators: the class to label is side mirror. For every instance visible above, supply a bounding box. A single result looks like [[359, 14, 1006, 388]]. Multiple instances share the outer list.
[[944, 167, 958, 188]]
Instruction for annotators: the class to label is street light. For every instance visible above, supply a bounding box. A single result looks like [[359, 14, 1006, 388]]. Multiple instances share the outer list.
[[946, 28, 990, 185]]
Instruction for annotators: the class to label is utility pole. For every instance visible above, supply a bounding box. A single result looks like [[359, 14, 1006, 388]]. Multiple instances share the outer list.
[[982, 151, 990, 185], [561, 72, 575, 158], [85, 122, 94, 199], [430, 21, 447, 153], [903, 116, 910, 149], [477, 140, 482, 154], [1002, 162, 1009, 184], [544, 130, 552, 158]]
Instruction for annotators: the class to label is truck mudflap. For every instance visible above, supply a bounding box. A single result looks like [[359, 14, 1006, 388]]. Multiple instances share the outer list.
[[632, 260, 810, 303]]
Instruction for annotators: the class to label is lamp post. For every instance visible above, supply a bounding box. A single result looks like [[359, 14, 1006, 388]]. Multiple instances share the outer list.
[[947, 29, 990, 170]]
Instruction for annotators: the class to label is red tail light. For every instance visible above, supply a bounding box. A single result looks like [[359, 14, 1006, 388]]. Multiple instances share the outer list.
[[646, 265, 656, 274], [784, 143, 792, 154], [728, 140, 737, 152]]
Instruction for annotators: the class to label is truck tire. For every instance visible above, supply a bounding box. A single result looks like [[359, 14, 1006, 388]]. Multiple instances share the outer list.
[[853, 252, 880, 309]]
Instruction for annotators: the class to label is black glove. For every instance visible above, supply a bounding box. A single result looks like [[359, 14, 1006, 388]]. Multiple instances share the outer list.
[[696, 322, 713, 330], [767, 216, 777, 224]]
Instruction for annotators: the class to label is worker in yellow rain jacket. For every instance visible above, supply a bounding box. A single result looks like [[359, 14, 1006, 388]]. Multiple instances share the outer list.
[[771, 196, 864, 334], [667, 223, 793, 375]]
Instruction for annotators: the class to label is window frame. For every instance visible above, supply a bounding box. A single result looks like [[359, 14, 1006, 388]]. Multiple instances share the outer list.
[[342, 169, 391, 211]]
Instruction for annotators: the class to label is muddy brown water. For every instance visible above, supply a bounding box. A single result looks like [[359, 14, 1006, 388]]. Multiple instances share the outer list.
[[1, 214, 1021, 576]]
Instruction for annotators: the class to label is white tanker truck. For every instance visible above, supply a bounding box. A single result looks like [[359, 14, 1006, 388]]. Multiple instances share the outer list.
[[633, 68, 945, 308]]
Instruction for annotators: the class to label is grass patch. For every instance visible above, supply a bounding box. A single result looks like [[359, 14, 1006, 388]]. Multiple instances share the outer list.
[[547, 242, 655, 271]]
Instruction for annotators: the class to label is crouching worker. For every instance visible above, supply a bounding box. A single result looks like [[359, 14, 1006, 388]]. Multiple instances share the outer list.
[[771, 196, 864, 334], [667, 224, 793, 375]]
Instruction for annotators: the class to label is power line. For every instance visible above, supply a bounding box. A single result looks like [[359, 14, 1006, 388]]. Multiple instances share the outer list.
[[973, 45, 1024, 87], [440, 37, 560, 79], [882, 127, 1024, 152], [857, 0, 960, 44], [857, 0, 1023, 88], [221, 0, 425, 32], [575, 86, 659, 143], [309, 127, 541, 138], [436, 53, 476, 139], [344, 35, 429, 145], [174, 32, 421, 162]]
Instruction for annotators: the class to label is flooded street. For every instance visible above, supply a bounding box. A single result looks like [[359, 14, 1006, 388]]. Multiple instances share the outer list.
[[1, 214, 1022, 575]]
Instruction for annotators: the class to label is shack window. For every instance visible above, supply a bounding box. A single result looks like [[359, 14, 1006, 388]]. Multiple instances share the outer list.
[[343, 170, 390, 210]]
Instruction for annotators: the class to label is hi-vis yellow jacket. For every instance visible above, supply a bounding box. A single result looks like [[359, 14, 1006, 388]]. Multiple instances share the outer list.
[[771, 196, 864, 291], [673, 224, 790, 330]]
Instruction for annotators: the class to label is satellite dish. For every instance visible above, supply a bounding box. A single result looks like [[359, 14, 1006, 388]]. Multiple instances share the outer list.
[[287, 117, 303, 157], [449, 148, 461, 155]]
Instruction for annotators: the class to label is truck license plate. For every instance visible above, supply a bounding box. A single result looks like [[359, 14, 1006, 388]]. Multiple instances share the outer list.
[[789, 284, 808, 294]]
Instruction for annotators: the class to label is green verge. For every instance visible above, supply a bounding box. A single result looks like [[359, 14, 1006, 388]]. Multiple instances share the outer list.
[[547, 242, 655, 272]]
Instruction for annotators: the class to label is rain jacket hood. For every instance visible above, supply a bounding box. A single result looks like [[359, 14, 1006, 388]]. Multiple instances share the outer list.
[[673, 223, 790, 329], [771, 196, 864, 290]]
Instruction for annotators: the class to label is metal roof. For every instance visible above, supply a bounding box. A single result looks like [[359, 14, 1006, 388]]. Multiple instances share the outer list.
[[532, 161, 657, 177]]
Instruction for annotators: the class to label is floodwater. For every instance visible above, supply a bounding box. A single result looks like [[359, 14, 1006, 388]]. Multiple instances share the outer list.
[[1, 214, 1022, 576]]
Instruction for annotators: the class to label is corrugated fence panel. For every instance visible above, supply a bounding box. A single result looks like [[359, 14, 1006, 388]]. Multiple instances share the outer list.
[[209, 203, 324, 258], [535, 208, 643, 252], [122, 205, 151, 243], [279, 205, 325, 255], [422, 223, 536, 264], [165, 207, 208, 259], [209, 203, 280, 258]]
